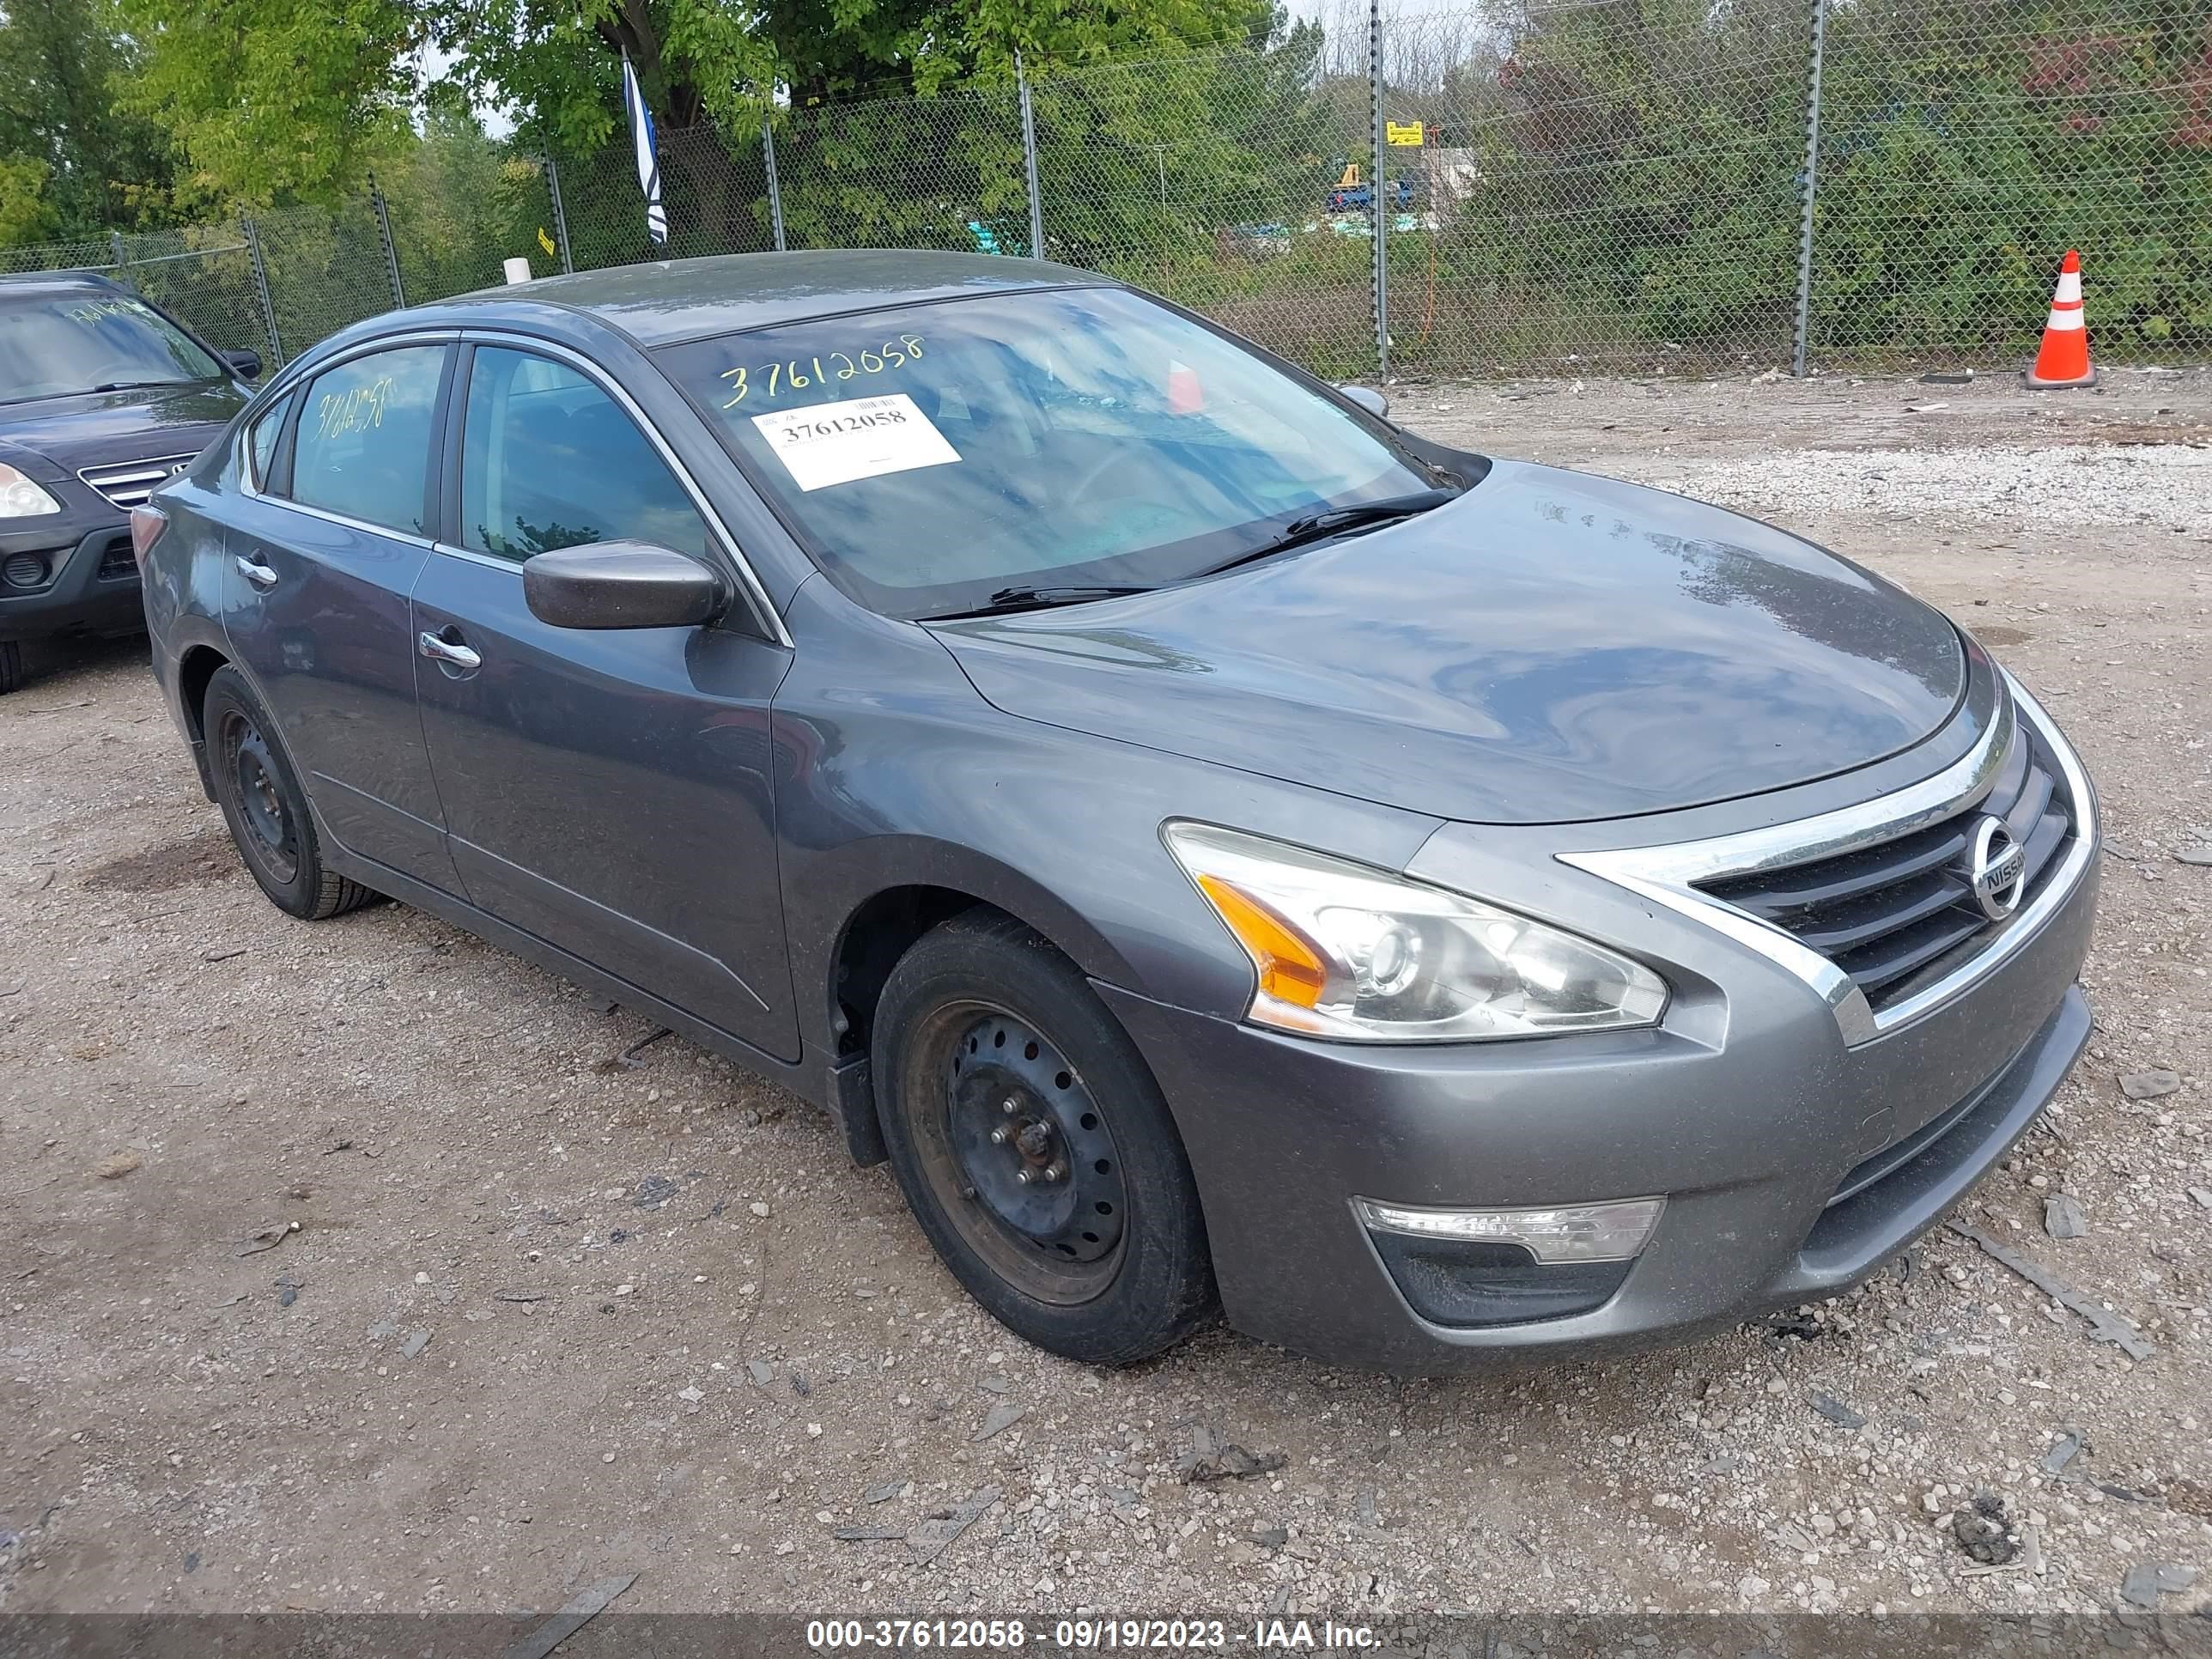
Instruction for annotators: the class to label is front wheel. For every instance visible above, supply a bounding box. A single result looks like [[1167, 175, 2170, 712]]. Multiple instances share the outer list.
[[872, 912, 1217, 1365], [0, 641, 21, 695]]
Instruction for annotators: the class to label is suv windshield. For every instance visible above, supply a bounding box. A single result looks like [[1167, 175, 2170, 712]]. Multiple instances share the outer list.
[[655, 287, 1440, 618], [0, 289, 224, 405]]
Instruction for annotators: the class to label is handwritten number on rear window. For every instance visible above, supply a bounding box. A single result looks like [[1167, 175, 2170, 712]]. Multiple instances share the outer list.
[[721, 336, 925, 408], [314, 375, 396, 439]]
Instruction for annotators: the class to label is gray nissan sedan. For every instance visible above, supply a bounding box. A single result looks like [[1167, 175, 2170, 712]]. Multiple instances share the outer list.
[[137, 252, 2098, 1372]]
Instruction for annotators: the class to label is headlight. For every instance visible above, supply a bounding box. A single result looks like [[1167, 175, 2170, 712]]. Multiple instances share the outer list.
[[0, 462, 62, 518], [1164, 822, 1668, 1042]]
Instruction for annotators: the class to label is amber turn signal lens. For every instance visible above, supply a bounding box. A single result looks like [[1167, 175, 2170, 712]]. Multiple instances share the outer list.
[[1194, 873, 1328, 1009]]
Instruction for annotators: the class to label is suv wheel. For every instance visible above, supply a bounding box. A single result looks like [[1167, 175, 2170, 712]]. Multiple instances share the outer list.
[[872, 911, 1217, 1364], [202, 665, 376, 920], [0, 641, 21, 695]]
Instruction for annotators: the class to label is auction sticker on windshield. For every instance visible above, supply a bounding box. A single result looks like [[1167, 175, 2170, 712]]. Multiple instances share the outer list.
[[750, 392, 960, 492]]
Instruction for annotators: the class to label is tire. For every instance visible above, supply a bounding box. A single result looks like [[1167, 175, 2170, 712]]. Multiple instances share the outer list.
[[872, 911, 1217, 1364], [0, 641, 21, 696], [201, 665, 377, 921]]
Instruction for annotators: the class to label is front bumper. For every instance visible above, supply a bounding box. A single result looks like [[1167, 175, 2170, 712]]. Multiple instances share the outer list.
[[1100, 724, 2100, 1374], [0, 520, 143, 642]]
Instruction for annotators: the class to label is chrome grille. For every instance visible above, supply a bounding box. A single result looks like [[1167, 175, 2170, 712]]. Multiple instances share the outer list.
[[1695, 718, 2077, 1012], [77, 454, 192, 509]]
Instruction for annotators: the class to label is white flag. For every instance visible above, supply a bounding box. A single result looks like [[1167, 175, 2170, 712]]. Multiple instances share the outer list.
[[622, 52, 668, 246]]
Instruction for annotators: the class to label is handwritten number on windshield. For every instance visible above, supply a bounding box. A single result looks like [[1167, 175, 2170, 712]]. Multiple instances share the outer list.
[[721, 336, 925, 408]]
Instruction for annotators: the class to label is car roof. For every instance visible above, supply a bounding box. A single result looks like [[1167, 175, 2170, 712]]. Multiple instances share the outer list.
[[447, 249, 1115, 348], [0, 270, 128, 301]]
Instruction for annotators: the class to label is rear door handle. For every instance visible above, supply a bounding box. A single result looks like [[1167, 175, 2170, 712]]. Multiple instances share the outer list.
[[418, 629, 482, 672], [234, 555, 277, 589]]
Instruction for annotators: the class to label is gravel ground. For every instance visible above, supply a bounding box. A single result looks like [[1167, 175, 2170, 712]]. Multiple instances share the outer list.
[[2, 368, 2209, 1624]]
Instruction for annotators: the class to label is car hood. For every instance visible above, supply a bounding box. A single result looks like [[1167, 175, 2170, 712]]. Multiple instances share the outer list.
[[933, 460, 1966, 826], [0, 380, 246, 477]]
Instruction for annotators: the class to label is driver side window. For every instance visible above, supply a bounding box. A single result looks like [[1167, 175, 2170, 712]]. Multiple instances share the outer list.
[[459, 347, 710, 564]]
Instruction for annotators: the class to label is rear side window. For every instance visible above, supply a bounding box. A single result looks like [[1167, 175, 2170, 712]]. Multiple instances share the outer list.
[[289, 346, 446, 536], [247, 392, 292, 490], [458, 347, 709, 562]]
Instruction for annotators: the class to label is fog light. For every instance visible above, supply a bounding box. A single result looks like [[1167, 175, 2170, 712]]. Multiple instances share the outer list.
[[1353, 1195, 1663, 1263], [3, 551, 48, 588]]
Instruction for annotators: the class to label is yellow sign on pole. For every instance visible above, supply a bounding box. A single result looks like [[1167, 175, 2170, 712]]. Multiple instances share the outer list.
[[1385, 120, 1425, 148], [538, 227, 557, 258]]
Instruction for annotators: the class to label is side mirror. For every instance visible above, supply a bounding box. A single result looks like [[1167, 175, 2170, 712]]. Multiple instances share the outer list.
[[1335, 383, 1389, 421], [221, 349, 263, 380], [522, 540, 728, 630]]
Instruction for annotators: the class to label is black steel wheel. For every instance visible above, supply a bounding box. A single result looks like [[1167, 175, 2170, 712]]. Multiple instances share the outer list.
[[873, 911, 1216, 1364], [222, 713, 300, 885], [925, 1004, 1129, 1304], [201, 665, 376, 921]]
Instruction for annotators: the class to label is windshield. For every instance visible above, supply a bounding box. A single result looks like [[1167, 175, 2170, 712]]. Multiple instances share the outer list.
[[0, 290, 224, 404], [655, 287, 1437, 618]]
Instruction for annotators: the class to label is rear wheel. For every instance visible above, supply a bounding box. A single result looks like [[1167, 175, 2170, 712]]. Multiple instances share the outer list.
[[872, 912, 1216, 1364], [0, 641, 21, 695], [202, 665, 376, 920]]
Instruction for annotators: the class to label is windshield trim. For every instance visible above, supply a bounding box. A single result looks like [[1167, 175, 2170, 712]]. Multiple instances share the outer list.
[[651, 285, 1446, 623]]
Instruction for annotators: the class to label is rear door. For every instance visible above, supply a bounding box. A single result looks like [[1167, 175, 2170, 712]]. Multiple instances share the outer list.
[[220, 336, 463, 892], [409, 338, 799, 1060]]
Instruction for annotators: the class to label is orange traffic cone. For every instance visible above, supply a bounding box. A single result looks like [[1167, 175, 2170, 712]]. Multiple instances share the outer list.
[[2025, 250, 2096, 388]]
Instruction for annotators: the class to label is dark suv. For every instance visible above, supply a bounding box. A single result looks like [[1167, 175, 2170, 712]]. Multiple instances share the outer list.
[[0, 271, 257, 693]]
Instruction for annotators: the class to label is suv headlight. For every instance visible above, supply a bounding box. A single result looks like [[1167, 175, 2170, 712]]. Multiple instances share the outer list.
[[1164, 822, 1668, 1042], [0, 462, 62, 518]]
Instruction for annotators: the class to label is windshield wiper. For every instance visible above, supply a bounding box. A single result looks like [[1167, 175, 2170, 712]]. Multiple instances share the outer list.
[[927, 584, 1157, 621], [90, 380, 187, 394], [1197, 487, 1462, 579]]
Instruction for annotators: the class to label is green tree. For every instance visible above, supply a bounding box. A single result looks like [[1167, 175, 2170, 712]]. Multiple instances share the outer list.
[[1814, 0, 2212, 356], [112, 0, 418, 207], [112, 0, 1266, 211], [0, 0, 178, 242], [0, 155, 60, 246], [381, 106, 553, 295]]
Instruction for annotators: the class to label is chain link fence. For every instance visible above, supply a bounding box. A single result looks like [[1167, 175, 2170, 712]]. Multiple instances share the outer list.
[[776, 84, 1030, 255], [1811, 0, 2209, 368], [1382, 2, 1811, 374], [4, 0, 2207, 382], [1036, 46, 1379, 376]]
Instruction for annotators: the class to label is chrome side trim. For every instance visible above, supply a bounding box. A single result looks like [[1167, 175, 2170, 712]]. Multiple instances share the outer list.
[[1561, 673, 2094, 1046], [429, 539, 522, 575], [243, 493, 437, 550]]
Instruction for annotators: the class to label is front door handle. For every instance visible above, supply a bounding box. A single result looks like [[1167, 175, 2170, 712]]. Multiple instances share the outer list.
[[234, 555, 277, 589], [418, 629, 482, 672]]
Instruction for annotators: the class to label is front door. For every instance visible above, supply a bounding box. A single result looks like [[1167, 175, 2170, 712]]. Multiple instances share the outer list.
[[222, 339, 464, 893], [409, 342, 799, 1060]]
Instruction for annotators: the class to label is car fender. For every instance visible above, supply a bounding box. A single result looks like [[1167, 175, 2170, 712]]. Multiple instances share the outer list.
[[769, 578, 1443, 1054]]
